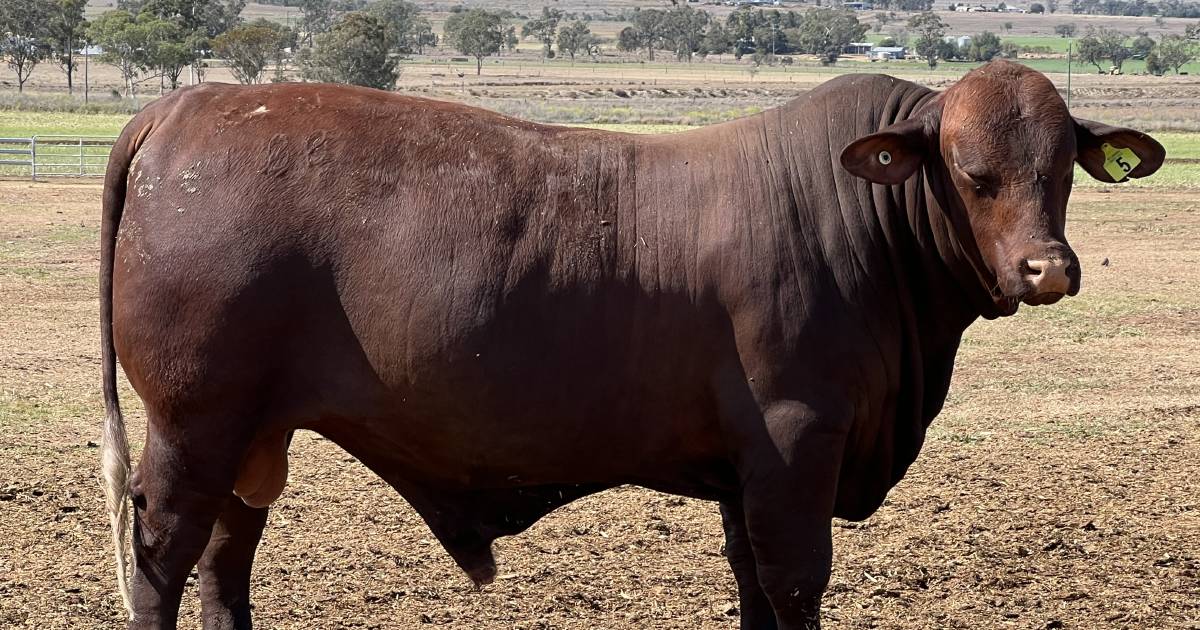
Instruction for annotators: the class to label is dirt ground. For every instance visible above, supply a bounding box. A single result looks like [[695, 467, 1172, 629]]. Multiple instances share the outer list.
[[1, 176, 1198, 629]]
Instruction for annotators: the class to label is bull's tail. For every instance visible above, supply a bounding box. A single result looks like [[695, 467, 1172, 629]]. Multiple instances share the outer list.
[[100, 114, 154, 618]]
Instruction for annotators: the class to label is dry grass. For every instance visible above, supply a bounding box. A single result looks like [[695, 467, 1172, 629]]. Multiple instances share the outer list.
[[1, 175, 1198, 629]]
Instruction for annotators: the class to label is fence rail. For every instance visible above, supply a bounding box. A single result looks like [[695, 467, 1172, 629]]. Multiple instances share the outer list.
[[0, 135, 116, 180]]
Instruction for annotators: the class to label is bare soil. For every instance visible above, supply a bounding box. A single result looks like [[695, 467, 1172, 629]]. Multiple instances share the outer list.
[[1, 180, 1198, 629]]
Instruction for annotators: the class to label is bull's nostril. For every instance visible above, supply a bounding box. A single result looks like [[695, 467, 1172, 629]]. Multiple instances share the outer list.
[[1022, 259, 1045, 277]]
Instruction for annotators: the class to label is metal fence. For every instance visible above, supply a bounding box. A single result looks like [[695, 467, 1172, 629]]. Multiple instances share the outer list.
[[0, 135, 116, 180]]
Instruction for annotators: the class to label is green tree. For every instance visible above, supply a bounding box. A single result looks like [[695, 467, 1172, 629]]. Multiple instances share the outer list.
[[1130, 31, 1155, 58], [213, 20, 288, 84], [1048, 0, 1060, 12], [908, 11, 949, 69], [0, 0, 55, 92], [88, 10, 147, 96], [298, 0, 344, 45], [48, 0, 89, 95], [617, 8, 667, 61], [966, 30, 1002, 61], [1076, 29, 1107, 71], [1157, 33, 1197, 73], [367, 0, 432, 54], [1096, 27, 1130, 71], [444, 8, 503, 75], [556, 20, 596, 62], [794, 9, 868, 65], [662, 5, 709, 62], [139, 0, 245, 39], [302, 12, 397, 89], [1030, 2, 1046, 12], [521, 6, 563, 58], [701, 22, 732, 56], [1144, 49, 1166, 74], [142, 17, 198, 91], [1054, 23, 1076, 37]]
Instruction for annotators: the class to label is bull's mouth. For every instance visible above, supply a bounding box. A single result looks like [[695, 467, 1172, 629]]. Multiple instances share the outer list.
[[1021, 291, 1067, 306]]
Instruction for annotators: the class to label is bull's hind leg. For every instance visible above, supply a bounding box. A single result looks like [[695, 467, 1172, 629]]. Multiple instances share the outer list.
[[196, 497, 270, 630], [196, 432, 292, 629], [128, 417, 245, 630], [720, 500, 778, 630]]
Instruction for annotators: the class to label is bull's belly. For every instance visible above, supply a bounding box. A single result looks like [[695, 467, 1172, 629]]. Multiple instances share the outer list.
[[308, 363, 733, 495]]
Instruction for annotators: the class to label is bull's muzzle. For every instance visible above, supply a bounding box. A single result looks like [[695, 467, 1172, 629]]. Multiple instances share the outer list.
[[1020, 251, 1080, 305]]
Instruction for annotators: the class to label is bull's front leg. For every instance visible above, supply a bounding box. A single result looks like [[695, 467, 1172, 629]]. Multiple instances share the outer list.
[[727, 399, 850, 630], [720, 500, 778, 630]]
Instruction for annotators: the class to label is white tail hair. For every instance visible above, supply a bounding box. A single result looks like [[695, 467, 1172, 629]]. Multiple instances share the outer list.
[[101, 405, 133, 616]]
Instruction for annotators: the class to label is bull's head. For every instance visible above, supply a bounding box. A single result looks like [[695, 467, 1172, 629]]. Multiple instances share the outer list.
[[840, 61, 1165, 314]]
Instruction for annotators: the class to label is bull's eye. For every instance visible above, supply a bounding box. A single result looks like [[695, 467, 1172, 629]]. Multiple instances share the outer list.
[[878, 151, 892, 166]]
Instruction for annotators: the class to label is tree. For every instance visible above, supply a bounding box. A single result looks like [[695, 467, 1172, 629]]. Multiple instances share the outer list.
[[213, 20, 288, 84], [88, 10, 148, 96], [556, 20, 596, 62], [1187, 22, 1200, 40], [47, 0, 89, 95], [794, 9, 868, 65], [0, 0, 55, 93], [142, 17, 198, 91], [617, 8, 667, 61], [908, 11, 948, 69], [1157, 33, 1197, 73], [966, 30, 1003, 60], [302, 12, 397, 89], [1095, 27, 1130, 70], [299, 0, 335, 45], [444, 8, 503, 75], [1145, 49, 1166, 74], [503, 24, 518, 52], [1130, 31, 1155, 58], [1030, 2, 1046, 12], [1075, 29, 1107, 71], [521, 7, 563, 58], [701, 22, 732, 56], [367, 0, 427, 54], [662, 5, 709, 62], [1003, 21, 1013, 34], [1047, 0, 1059, 11], [139, 0, 245, 40], [1054, 23, 1077, 37]]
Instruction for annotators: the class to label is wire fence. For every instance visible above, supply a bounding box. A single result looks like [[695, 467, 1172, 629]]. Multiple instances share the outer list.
[[0, 135, 116, 180]]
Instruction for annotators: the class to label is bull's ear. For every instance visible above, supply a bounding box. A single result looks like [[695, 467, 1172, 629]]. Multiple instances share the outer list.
[[840, 116, 937, 185], [1074, 118, 1165, 183]]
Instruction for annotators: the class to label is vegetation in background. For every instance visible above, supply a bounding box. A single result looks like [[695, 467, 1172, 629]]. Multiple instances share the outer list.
[[444, 9, 504, 75], [301, 11, 396, 89], [556, 20, 598, 63], [367, 0, 436, 55], [0, 0, 55, 93], [212, 19, 291, 84], [48, 0, 89, 96], [909, 11, 949, 69], [521, 7, 563, 59]]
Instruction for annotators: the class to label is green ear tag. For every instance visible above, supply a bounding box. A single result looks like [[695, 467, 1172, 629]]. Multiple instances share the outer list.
[[1101, 143, 1140, 182]]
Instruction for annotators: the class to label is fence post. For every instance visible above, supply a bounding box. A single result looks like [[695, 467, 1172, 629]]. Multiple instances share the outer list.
[[30, 136, 37, 181], [79, 137, 85, 176]]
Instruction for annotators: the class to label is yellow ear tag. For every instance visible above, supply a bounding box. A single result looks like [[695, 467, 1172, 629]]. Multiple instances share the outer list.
[[1101, 143, 1140, 182]]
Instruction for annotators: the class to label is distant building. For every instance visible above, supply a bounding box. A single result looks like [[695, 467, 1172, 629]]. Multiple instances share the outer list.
[[955, 35, 972, 47], [844, 42, 874, 55], [868, 46, 907, 60]]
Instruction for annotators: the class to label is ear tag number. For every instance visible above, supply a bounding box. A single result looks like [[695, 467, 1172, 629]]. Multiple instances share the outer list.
[[878, 151, 892, 166], [1101, 143, 1140, 182]]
